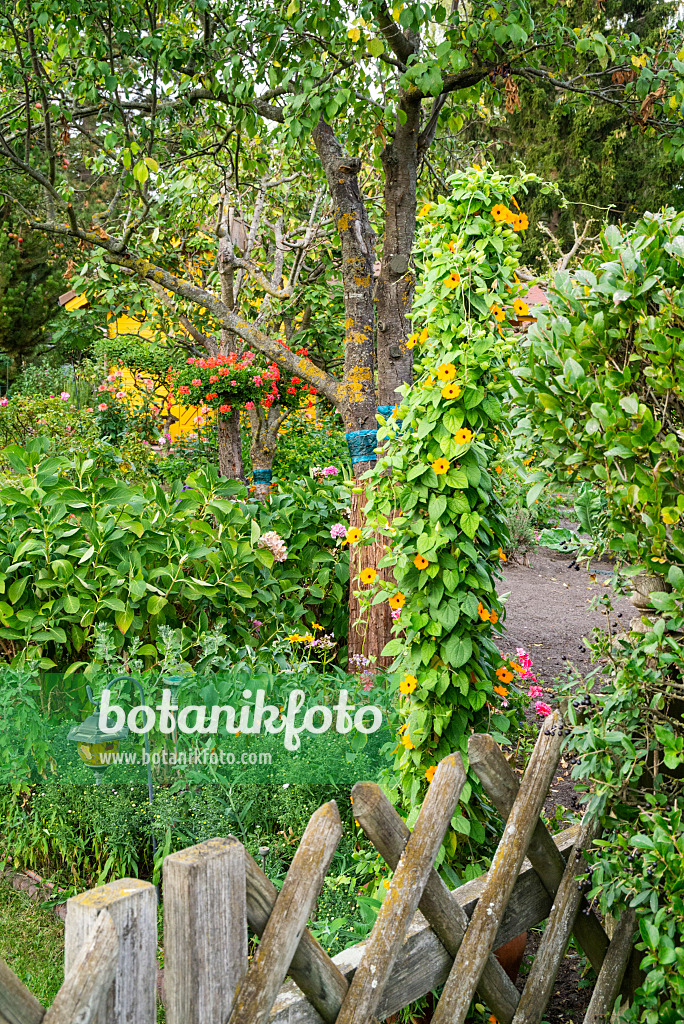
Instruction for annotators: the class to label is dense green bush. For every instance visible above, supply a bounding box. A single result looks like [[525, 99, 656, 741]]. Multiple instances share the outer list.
[[0, 439, 350, 669], [513, 209, 684, 570], [565, 567, 684, 1022]]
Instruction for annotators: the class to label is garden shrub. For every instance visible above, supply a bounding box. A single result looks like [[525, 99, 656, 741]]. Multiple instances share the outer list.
[[0, 439, 349, 669], [361, 167, 557, 838], [565, 567, 684, 1022], [513, 209, 684, 571]]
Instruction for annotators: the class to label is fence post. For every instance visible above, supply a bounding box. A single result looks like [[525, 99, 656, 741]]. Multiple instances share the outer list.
[[164, 837, 247, 1024], [65, 878, 157, 1024]]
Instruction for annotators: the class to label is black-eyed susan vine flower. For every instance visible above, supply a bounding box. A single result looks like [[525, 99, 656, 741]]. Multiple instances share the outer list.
[[399, 673, 417, 694], [496, 666, 514, 684], [490, 304, 506, 322], [513, 298, 530, 317], [424, 765, 436, 783], [388, 592, 406, 610], [359, 567, 377, 584], [436, 362, 457, 381], [454, 427, 473, 445], [444, 271, 461, 289], [413, 553, 429, 569], [441, 383, 462, 400], [345, 527, 361, 544], [431, 458, 450, 474]]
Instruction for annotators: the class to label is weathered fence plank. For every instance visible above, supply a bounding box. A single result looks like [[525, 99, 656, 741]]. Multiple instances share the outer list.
[[0, 958, 46, 1024], [228, 801, 342, 1024], [512, 815, 601, 1024], [42, 911, 118, 1024], [431, 712, 564, 1024], [583, 909, 637, 1024], [65, 877, 156, 1024], [469, 732, 609, 972], [336, 754, 465, 1024], [351, 780, 520, 1024], [266, 827, 580, 1024], [164, 837, 247, 1024], [244, 848, 349, 1022]]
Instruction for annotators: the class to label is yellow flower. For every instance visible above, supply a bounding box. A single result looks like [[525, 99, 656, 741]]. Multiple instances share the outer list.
[[494, 684, 508, 698], [441, 383, 462, 400], [490, 304, 506, 323], [389, 592, 406, 610], [496, 666, 514, 683], [406, 332, 418, 350], [497, 546, 507, 562], [448, 240, 456, 253], [478, 602, 491, 622], [346, 527, 362, 544], [400, 674, 417, 695], [432, 458, 450, 475], [419, 202, 433, 216], [312, 622, 324, 631], [510, 661, 525, 674], [401, 734, 415, 750], [419, 328, 429, 344], [437, 362, 457, 382], [383, 878, 390, 889], [491, 204, 510, 223], [454, 428, 473, 445], [513, 298, 530, 317], [414, 553, 429, 570], [425, 765, 436, 783], [359, 567, 377, 585], [445, 271, 461, 289], [287, 634, 305, 643]]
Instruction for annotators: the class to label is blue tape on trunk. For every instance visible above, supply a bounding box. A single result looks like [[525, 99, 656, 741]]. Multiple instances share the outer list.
[[346, 429, 378, 465], [253, 469, 272, 484]]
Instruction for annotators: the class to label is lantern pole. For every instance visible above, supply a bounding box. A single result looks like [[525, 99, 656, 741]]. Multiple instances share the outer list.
[[106, 674, 157, 856]]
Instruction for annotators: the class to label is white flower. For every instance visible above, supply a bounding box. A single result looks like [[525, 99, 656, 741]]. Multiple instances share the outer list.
[[257, 530, 287, 563]]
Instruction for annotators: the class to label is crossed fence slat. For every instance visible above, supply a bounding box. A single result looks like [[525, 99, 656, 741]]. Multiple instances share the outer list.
[[0, 713, 640, 1024]]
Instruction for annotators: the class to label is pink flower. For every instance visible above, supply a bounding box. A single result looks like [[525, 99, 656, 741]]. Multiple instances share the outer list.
[[322, 466, 339, 477], [515, 647, 537, 681], [528, 685, 544, 698], [362, 681, 374, 691], [60, 391, 70, 401], [330, 523, 347, 539], [230, 380, 237, 386], [86, 407, 93, 412], [145, 380, 155, 392], [188, 432, 198, 440], [245, 401, 255, 410], [116, 390, 126, 399], [534, 701, 553, 717], [97, 402, 108, 411], [0, 398, 8, 407], [391, 608, 401, 621], [209, 375, 219, 383], [191, 378, 202, 386]]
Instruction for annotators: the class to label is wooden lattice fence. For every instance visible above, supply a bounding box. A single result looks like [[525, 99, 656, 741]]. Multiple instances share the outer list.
[[0, 711, 638, 1024]]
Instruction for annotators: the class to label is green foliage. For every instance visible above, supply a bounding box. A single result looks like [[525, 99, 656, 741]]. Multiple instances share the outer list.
[[362, 168, 543, 833], [273, 409, 350, 480], [0, 395, 97, 452], [513, 210, 684, 570], [0, 439, 350, 668], [0, 226, 65, 363], [564, 576, 684, 1022], [0, 878, 64, 1006]]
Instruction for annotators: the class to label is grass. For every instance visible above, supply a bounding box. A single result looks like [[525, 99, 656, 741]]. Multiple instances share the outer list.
[[0, 877, 64, 1006]]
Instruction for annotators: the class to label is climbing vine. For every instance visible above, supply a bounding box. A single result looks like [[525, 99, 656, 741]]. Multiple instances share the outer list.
[[359, 167, 560, 843]]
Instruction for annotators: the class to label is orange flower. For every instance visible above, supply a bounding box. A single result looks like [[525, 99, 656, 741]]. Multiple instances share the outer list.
[[401, 734, 414, 750], [414, 554, 429, 570], [510, 661, 525, 674], [419, 328, 429, 344], [445, 271, 461, 289], [489, 610, 499, 624], [497, 546, 507, 562], [400, 674, 417, 695], [432, 458, 450, 475], [496, 666, 514, 683], [425, 765, 437, 783], [389, 592, 406, 610], [490, 304, 506, 323], [494, 465, 503, 474], [454, 428, 473, 445], [513, 298, 530, 317], [437, 362, 457, 382], [359, 567, 377, 585], [448, 240, 456, 253], [478, 602, 491, 622], [494, 684, 508, 697], [491, 204, 510, 223], [441, 383, 462, 400], [346, 527, 361, 544], [512, 212, 529, 231]]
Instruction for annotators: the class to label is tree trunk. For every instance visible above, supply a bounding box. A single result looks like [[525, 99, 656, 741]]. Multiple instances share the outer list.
[[217, 411, 244, 480], [375, 93, 420, 408], [312, 118, 380, 667], [217, 202, 245, 481], [247, 405, 287, 501]]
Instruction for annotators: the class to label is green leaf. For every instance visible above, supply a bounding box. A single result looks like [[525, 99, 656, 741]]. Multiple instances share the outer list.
[[8, 577, 28, 604], [147, 595, 168, 615], [460, 511, 480, 539], [251, 519, 261, 545], [367, 37, 384, 56], [115, 606, 135, 634], [442, 633, 472, 668], [429, 494, 447, 522], [527, 482, 545, 507]]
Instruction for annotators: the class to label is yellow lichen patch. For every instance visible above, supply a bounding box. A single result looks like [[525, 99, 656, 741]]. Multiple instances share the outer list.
[[354, 275, 371, 287], [345, 317, 353, 330], [349, 330, 371, 345], [338, 213, 352, 232]]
